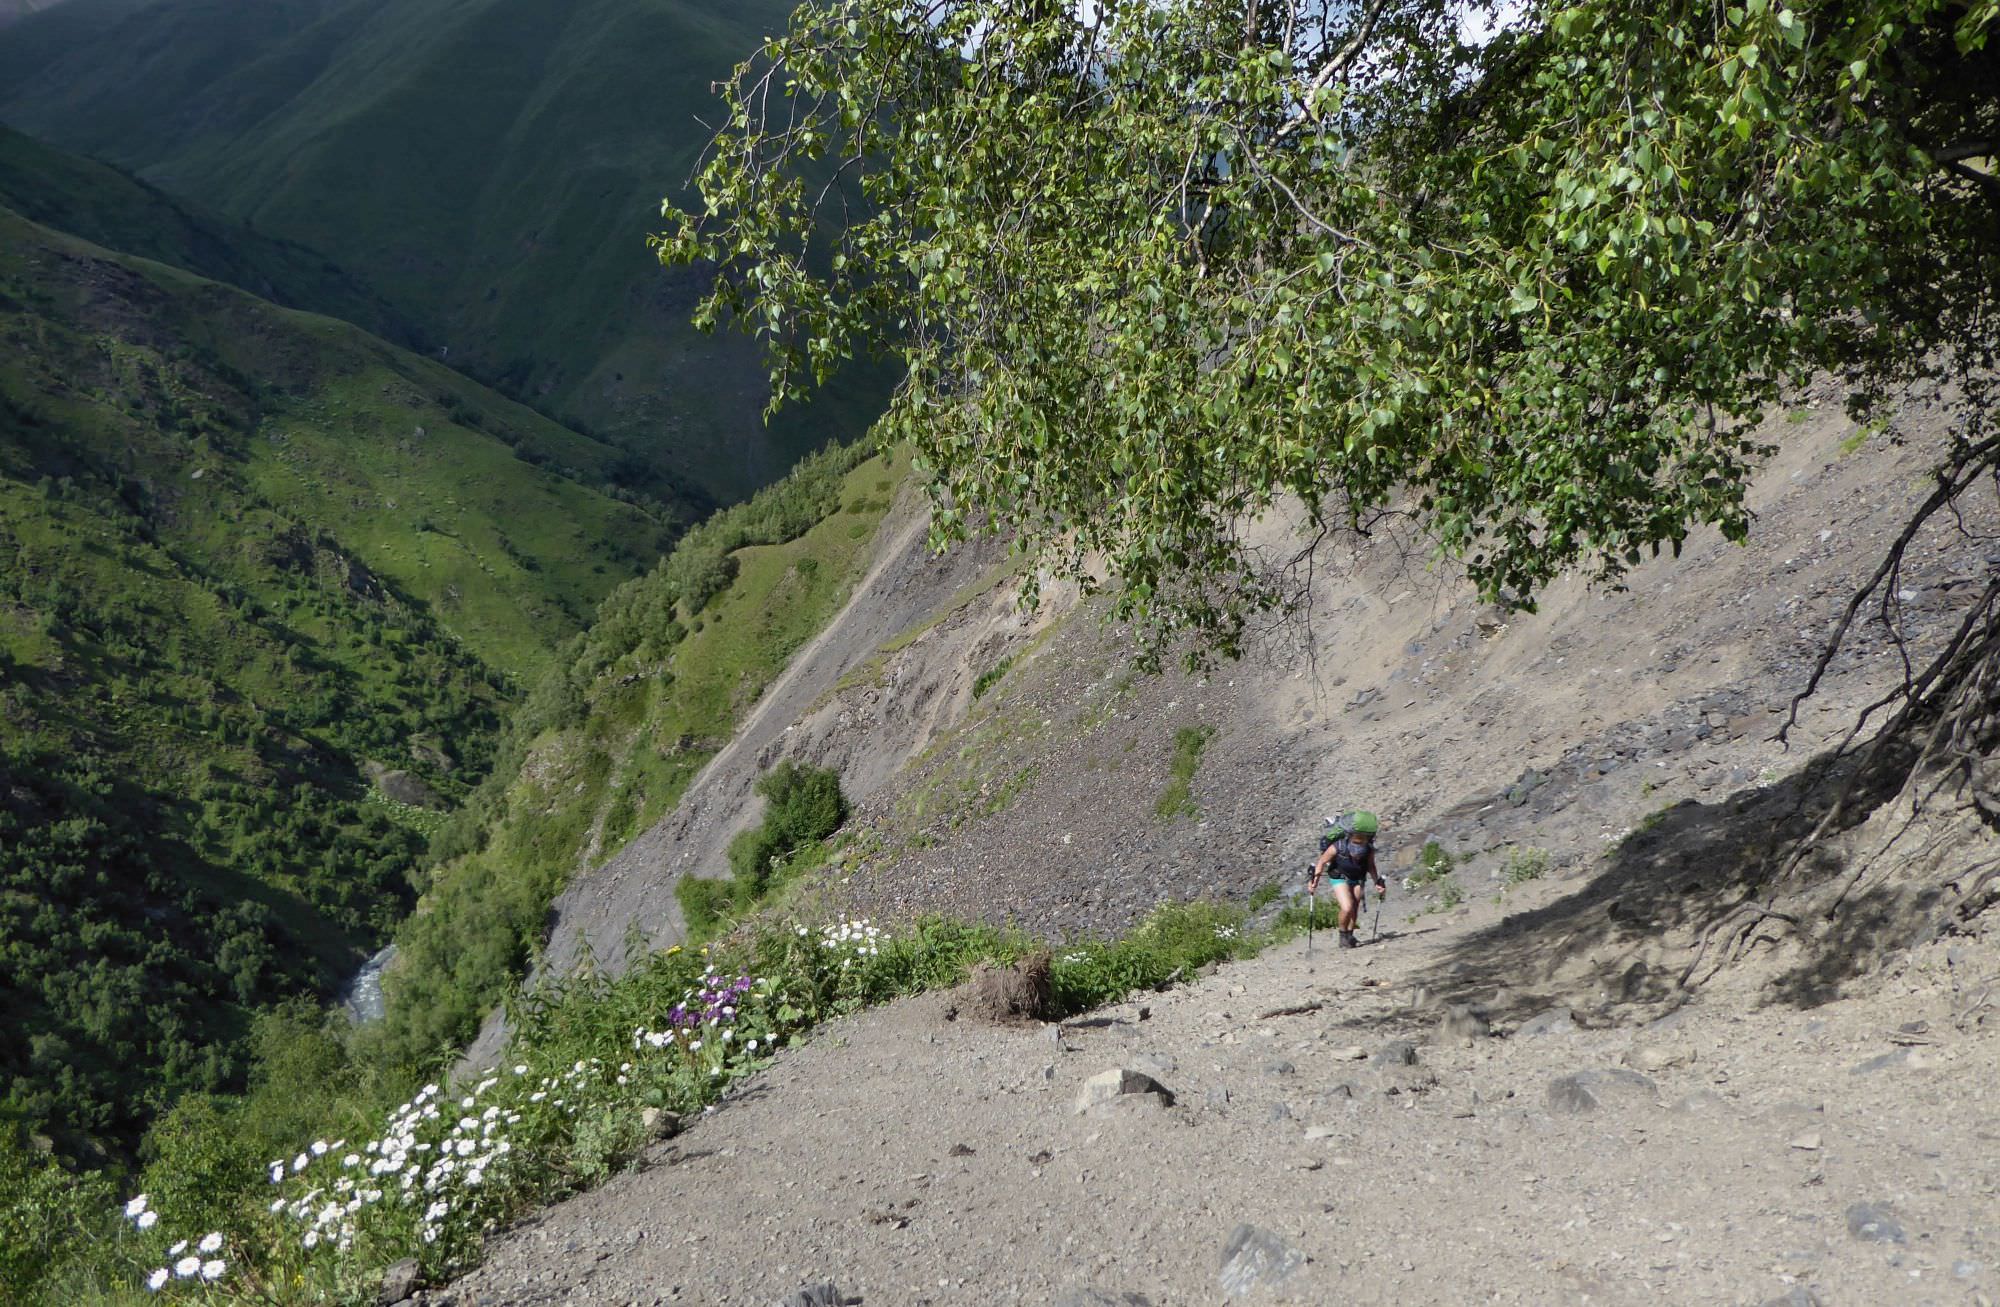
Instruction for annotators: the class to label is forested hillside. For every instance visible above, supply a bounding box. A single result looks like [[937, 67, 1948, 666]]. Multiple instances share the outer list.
[[0, 0, 891, 502], [0, 202, 672, 1155]]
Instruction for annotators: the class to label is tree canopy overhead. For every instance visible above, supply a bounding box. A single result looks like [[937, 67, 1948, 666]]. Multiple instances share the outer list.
[[660, 0, 1997, 655]]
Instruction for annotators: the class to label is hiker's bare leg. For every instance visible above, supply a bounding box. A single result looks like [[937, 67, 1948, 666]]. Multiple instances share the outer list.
[[1333, 883, 1359, 931]]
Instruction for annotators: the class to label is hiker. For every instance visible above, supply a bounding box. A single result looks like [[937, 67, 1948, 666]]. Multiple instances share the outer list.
[[1310, 811, 1387, 949]]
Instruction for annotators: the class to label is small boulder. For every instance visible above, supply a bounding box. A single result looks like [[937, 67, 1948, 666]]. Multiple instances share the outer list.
[[1218, 1223, 1307, 1298], [1372, 1040, 1419, 1067], [1074, 1067, 1175, 1115], [1515, 1008, 1577, 1038], [962, 952, 1055, 1024], [641, 1107, 683, 1139], [1844, 1202, 1907, 1245]]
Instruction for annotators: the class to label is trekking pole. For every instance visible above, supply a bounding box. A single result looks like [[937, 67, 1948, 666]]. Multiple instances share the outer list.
[[1307, 876, 1317, 956], [1370, 886, 1384, 942]]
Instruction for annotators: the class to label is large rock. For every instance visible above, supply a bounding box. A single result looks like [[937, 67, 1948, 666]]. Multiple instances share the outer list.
[[1547, 1069, 1658, 1114], [1218, 1223, 1307, 1298], [1074, 1067, 1175, 1115]]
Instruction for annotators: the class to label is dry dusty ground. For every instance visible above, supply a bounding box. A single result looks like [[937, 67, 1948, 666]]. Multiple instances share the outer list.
[[423, 870, 1999, 1307], [430, 384, 2000, 1304]]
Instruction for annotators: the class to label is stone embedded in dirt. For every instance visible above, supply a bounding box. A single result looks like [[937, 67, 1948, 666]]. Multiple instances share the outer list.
[[1547, 1069, 1658, 1115], [773, 1284, 847, 1307], [1788, 1131, 1824, 1151], [1056, 1291, 1154, 1307], [1844, 1202, 1908, 1244], [1850, 1049, 1912, 1074], [1438, 1004, 1492, 1044], [1515, 1008, 1578, 1038], [377, 1258, 419, 1305], [1668, 1089, 1728, 1115], [1332, 1044, 1368, 1060], [1264, 1059, 1297, 1076], [640, 1107, 683, 1139], [1624, 1043, 1692, 1071], [1372, 1040, 1419, 1067], [1758, 1289, 1823, 1307], [1074, 1067, 1175, 1114], [1218, 1223, 1307, 1298]]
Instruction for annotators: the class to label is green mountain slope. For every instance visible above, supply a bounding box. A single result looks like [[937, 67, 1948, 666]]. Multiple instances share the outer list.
[[0, 202, 670, 1152], [0, 0, 891, 504], [0, 123, 419, 347]]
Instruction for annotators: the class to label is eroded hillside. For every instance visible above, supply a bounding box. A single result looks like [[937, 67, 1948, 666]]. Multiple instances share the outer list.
[[424, 386, 2000, 1307]]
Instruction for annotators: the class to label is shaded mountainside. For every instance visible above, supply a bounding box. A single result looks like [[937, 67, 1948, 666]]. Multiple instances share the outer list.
[[0, 202, 670, 1154], [0, 0, 892, 503], [0, 124, 419, 348]]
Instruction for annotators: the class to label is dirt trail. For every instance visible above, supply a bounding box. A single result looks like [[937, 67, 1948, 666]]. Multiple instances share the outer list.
[[434, 873, 2000, 1306]]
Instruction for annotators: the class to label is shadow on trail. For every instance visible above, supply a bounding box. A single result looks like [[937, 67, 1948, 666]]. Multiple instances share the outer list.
[[1407, 731, 1927, 1029]]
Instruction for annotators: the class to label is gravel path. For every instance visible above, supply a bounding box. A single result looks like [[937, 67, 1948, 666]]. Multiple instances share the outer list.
[[423, 875, 1999, 1306]]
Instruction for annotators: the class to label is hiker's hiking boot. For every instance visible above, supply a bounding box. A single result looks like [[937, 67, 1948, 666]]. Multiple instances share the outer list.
[[1338, 930, 1357, 949]]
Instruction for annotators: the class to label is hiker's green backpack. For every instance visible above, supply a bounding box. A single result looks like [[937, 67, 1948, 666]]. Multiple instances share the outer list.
[[1319, 810, 1380, 852]]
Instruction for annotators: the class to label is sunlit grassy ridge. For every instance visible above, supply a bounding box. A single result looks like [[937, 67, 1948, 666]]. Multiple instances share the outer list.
[[372, 446, 910, 1065], [0, 0, 892, 502], [0, 203, 669, 1155]]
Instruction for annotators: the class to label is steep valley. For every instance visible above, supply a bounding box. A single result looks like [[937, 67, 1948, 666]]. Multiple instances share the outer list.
[[0, 196, 669, 1153]]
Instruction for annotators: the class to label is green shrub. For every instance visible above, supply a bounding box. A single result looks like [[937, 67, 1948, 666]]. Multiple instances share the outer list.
[[675, 876, 736, 939], [0, 1129, 114, 1303], [1154, 725, 1215, 819], [1501, 846, 1550, 885], [971, 656, 1013, 699], [1409, 841, 1455, 888]]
